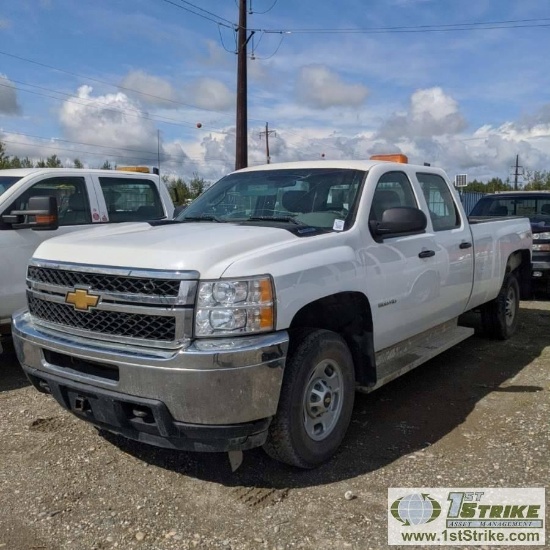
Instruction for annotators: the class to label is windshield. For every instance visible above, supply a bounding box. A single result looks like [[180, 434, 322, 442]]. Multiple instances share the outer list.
[[471, 195, 550, 227], [0, 176, 22, 198], [177, 168, 365, 230]]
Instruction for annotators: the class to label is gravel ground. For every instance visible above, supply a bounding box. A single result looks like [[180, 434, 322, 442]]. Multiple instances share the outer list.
[[0, 301, 548, 550]]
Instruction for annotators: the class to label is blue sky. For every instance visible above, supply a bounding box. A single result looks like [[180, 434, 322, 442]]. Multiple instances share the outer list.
[[1, 0, 550, 183]]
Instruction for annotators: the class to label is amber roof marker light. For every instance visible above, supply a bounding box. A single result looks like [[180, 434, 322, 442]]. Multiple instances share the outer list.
[[370, 154, 409, 164]]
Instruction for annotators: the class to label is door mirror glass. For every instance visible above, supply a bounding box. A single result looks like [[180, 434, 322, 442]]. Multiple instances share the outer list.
[[3, 196, 59, 230]]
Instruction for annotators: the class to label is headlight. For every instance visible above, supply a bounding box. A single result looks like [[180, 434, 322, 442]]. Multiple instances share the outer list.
[[195, 276, 274, 336], [533, 232, 550, 240]]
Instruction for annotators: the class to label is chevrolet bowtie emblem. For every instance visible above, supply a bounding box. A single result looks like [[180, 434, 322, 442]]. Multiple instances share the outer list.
[[65, 288, 100, 311]]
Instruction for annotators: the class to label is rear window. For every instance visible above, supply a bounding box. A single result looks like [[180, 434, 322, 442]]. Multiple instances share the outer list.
[[99, 177, 164, 222], [471, 196, 550, 226]]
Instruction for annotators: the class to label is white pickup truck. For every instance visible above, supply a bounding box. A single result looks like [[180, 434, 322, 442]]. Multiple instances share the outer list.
[[0, 168, 174, 352], [12, 157, 532, 468]]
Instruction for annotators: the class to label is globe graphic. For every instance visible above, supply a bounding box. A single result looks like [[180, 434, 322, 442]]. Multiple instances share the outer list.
[[392, 493, 441, 525]]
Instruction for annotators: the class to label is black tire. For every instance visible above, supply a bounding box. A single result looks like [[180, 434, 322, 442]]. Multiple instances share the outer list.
[[480, 272, 520, 340], [263, 329, 355, 468]]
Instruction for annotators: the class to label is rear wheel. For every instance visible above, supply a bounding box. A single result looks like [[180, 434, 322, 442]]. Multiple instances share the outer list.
[[263, 329, 355, 468], [480, 273, 519, 340]]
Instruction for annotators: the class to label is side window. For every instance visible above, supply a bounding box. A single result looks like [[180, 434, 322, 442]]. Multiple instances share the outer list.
[[99, 177, 164, 222], [416, 173, 460, 231], [369, 171, 417, 223], [12, 177, 90, 227]]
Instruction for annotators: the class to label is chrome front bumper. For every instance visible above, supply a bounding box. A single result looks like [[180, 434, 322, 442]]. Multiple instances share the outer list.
[[12, 311, 288, 427]]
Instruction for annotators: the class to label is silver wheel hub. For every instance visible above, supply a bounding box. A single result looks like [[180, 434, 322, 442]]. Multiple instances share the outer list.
[[302, 359, 344, 441]]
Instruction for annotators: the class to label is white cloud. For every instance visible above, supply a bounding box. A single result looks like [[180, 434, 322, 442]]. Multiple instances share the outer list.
[[185, 77, 234, 111], [378, 87, 467, 140], [0, 75, 21, 115], [295, 65, 369, 109], [119, 70, 179, 109], [58, 85, 158, 164]]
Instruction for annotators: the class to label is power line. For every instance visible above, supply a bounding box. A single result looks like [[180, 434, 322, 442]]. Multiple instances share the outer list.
[[1, 137, 230, 164], [157, 0, 235, 29], [0, 81, 236, 136], [249, 0, 279, 15], [0, 50, 272, 123], [0, 50, 232, 115], [3, 130, 171, 156], [261, 17, 550, 34]]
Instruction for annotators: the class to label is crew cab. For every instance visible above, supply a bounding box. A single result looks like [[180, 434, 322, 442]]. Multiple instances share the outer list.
[[12, 157, 531, 468], [0, 167, 174, 350], [470, 191, 550, 292]]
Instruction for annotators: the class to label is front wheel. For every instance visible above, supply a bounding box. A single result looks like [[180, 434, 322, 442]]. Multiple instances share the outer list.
[[263, 329, 355, 468], [480, 272, 520, 340]]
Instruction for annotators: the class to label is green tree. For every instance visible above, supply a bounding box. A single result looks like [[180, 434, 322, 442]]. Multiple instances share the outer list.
[[523, 170, 550, 191], [100, 160, 113, 170], [0, 142, 9, 169], [73, 158, 84, 169], [463, 178, 512, 193], [189, 172, 206, 199], [45, 154, 62, 168], [164, 175, 191, 205], [9, 156, 22, 168], [35, 159, 47, 168], [463, 179, 487, 193], [20, 157, 33, 168]]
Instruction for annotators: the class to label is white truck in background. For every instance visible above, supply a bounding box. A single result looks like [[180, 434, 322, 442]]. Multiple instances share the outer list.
[[0, 167, 174, 353], [13, 156, 531, 468]]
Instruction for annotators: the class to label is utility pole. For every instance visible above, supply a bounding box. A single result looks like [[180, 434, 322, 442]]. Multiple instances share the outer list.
[[511, 154, 523, 190], [259, 122, 276, 164], [235, 0, 253, 170]]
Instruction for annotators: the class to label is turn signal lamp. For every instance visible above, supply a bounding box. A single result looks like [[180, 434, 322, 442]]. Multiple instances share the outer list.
[[35, 214, 57, 224], [370, 154, 408, 164]]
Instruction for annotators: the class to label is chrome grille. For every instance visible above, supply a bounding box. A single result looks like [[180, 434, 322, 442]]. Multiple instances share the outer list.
[[28, 266, 180, 296], [26, 260, 197, 349], [28, 294, 176, 341]]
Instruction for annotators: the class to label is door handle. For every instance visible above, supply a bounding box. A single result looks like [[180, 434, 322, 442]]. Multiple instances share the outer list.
[[418, 250, 435, 258], [459, 242, 472, 249]]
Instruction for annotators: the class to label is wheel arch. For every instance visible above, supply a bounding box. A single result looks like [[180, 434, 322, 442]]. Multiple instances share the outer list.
[[506, 249, 531, 300], [288, 291, 375, 386]]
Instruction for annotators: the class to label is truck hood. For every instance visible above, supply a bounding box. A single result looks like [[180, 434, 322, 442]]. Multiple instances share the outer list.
[[33, 222, 298, 279]]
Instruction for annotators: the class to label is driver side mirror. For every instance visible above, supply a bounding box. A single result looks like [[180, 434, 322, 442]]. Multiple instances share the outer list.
[[369, 206, 427, 239], [2, 196, 59, 231]]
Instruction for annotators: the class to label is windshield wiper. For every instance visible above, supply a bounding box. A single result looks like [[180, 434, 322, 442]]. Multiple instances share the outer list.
[[246, 215, 305, 225], [181, 215, 224, 223]]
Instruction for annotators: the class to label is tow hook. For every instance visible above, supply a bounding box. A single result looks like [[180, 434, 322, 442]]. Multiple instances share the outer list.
[[228, 450, 243, 472]]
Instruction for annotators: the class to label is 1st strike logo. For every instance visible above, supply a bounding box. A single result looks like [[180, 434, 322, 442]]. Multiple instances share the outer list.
[[65, 288, 100, 311]]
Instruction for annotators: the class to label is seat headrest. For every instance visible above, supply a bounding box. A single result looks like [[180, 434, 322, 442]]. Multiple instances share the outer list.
[[491, 205, 508, 216], [69, 193, 86, 211], [375, 190, 400, 206]]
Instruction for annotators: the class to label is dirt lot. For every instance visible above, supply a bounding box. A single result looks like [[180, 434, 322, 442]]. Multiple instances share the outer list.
[[0, 301, 548, 550]]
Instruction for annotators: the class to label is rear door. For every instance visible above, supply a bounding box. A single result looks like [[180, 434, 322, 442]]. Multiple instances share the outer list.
[[91, 175, 168, 223], [414, 171, 474, 320]]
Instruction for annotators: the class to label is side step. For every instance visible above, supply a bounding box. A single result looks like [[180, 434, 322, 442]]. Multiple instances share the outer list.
[[357, 320, 474, 394]]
